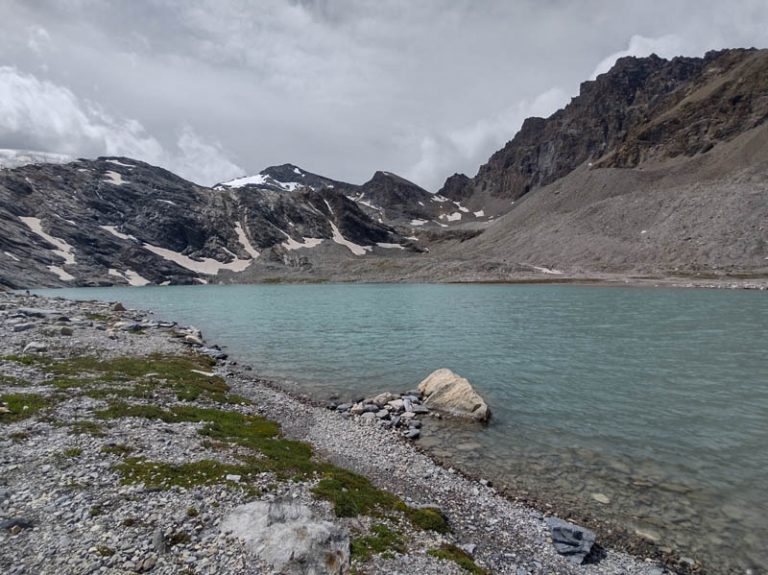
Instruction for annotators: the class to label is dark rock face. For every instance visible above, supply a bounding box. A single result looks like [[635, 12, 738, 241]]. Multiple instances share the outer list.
[[0, 158, 412, 288], [448, 48, 768, 206], [437, 173, 473, 203]]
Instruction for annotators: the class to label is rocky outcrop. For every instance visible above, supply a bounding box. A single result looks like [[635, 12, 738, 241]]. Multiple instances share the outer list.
[[221, 501, 349, 575], [418, 368, 490, 422]]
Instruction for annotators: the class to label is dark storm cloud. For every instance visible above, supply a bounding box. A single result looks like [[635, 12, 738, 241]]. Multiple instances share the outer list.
[[1, 1, 767, 187]]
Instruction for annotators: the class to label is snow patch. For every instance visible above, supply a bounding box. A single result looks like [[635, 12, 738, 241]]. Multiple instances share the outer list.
[[106, 159, 134, 168], [20, 216, 77, 264], [281, 234, 324, 251], [454, 201, 469, 213], [235, 222, 260, 259], [323, 199, 335, 215], [142, 243, 253, 275], [431, 194, 449, 203], [474, 210, 485, 217], [445, 212, 462, 222], [108, 268, 150, 287], [410, 219, 427, 226], [157, 199, 176, 206], [532, 265, 564, 276], [104, 171, 126, 185], [293, 167, 303, 176], [4, 251, 20, 262], [404, 236, 419, 241], [101, 225, 137, 242], [48, 266, 74, 281], [329, 222, 370, 256], [376, 243, 404, 250]]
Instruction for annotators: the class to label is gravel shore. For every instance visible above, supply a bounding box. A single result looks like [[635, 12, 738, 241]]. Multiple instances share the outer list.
[[0, 292, 669, 575]]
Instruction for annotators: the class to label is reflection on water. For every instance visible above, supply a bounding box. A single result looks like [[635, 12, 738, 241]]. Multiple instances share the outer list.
[[41, 283, 768, 574]]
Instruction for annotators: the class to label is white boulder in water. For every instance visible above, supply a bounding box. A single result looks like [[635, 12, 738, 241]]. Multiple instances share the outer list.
[[418, 368, 490, 422]]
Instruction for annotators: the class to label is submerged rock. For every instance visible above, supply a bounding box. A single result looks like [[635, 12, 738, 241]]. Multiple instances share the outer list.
[[418, 368, 490, 422], [544, 516, 596, 565], [221, 501, 349, 575]]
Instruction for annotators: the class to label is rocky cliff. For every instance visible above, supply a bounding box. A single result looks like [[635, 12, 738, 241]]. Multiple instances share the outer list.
[[439, 49, 768, 210]]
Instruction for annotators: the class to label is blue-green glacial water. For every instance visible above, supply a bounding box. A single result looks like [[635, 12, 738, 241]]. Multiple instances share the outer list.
[[41, 284, 768, 574]]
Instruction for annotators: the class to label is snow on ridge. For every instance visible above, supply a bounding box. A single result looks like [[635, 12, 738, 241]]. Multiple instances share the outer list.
[[101, 225, 138, 242], [220, 174, 269, 188], [329, 221, 370, 256], [106, 159, 135, 168], [19, 216, 77, 265], [376, 243, 404, 250]]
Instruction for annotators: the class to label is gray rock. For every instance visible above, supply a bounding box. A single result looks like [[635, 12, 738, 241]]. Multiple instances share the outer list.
[[403, 428, 421, 440], [335, 404, 352, 412], [220, 501, 349, 575], [12, 323, 34, 332], [60, 326, 74, 336], [0, 518, 33, 530], [375, 409, 390, 419], [151, 528, 167, 553], [360, 412, 377, 425], [544, 517, 596, 564], [201, 346, 228, 360], [22, 341, 46, 353], [459, 543, 477, 556]]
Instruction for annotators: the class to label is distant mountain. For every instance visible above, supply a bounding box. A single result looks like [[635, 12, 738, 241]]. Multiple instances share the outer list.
[[0, 158, 416, 288]]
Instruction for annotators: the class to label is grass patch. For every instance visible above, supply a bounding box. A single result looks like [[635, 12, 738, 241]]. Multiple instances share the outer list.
[[101, 443, 134, 456], [63, 447, 83, 457], [86, 313, 110, 322], [351, 524, 406, 561], [114, 457, 245, 489], [0, 393, 51, 423], [0, 374, 25, 387], [69, 420, 106, 436], [9, 431, 29, 442], [95, 544, 114, 557], [428, 544, 487, 575], [0, 355, 44, 366], [312, 467, 401, 518], [405, 507, 450, 534]]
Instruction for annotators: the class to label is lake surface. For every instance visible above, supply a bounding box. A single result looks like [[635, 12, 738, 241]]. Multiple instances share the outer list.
[[41, 284, 768, 573]]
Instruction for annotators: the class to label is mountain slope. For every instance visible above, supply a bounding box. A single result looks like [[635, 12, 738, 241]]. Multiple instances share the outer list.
[[0, 158, 414, 288]]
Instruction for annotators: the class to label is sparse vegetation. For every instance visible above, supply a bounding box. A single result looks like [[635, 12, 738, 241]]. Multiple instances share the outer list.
[[351, 524, 406, 561], [63, 447, 83, 457], [0, 393, 51, 423], [100, 443, 134, 456], [428, 544, 487, 574], [69, 420, 106, 436]]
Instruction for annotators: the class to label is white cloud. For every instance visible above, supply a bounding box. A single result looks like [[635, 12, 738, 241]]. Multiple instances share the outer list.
[[0, 66, 241, 185], [404, 87, 571, 189]]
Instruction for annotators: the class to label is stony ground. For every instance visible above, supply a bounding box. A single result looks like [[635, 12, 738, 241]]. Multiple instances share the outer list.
[[0, 292, 669, 575]]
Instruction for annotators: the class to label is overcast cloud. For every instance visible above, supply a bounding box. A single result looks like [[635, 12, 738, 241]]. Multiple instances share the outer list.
[[1, 1, 767, 189]]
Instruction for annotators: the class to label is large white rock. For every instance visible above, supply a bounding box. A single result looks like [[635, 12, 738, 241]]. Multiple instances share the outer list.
[[418, 368, 490, 422], [220, 501, 349, 575]]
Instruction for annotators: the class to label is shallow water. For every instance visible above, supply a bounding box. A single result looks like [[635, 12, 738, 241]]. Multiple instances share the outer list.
[[41, 284, 768, 573]]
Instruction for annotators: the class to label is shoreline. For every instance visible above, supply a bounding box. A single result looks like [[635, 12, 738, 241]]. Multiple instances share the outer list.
[[0, 292, 686, 574]]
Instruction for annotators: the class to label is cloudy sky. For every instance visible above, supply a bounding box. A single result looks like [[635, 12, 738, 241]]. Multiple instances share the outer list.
[[1, 1, 767, 189]]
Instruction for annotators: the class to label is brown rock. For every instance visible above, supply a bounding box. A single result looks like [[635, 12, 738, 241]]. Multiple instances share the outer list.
[[418, 368, 490, 422]]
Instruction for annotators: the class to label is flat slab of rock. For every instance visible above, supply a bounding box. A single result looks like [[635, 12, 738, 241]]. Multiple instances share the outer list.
[[545, 516, 596, 564], [418, 368, 490, 422], [221, 500, 349, 575]]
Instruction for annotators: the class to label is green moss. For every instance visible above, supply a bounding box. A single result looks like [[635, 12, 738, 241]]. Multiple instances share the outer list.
[[63, 447, 83, 457], [100, 443, 134, 456], [0, 393, 51, 423], [0, 355, 46, 366], [89, 504, 104, 517], [427, 544, 487, 575], [95, 544, 114, 557], [0, 374, 24, 387], [404, 506, 450, 534], [9, 431, 29, 442], [86, 313, 110, 322], [351, 524, 406, 561], [312, 467, 400, 518], [186, 506, 199, 518]]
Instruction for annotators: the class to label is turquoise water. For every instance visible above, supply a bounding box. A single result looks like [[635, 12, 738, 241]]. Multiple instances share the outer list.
[[41, 284, 768, 573]]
